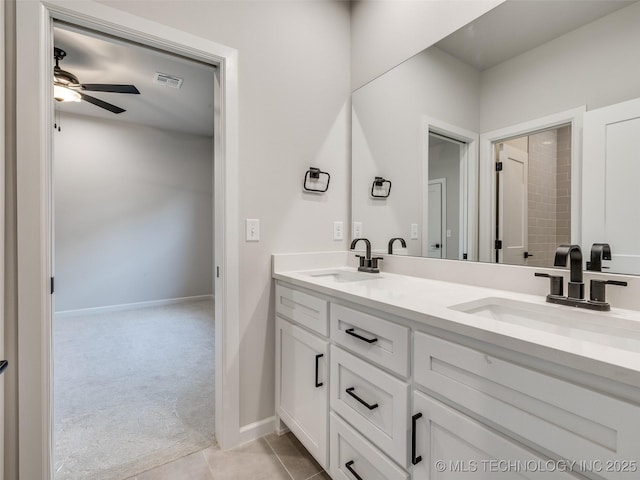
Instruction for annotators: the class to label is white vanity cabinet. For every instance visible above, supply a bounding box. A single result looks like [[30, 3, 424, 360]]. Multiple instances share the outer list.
[[274, 279, 640, 480], [275, 285, 329, 468]]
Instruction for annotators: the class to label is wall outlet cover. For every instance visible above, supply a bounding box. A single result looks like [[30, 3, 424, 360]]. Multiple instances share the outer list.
[[333, 221, 344, 241], [353, 222, 363, 239], [411, 223, 419, 240]]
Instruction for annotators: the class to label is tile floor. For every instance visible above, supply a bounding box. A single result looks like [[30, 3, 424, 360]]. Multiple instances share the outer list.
[[126, 432, 331, 480]]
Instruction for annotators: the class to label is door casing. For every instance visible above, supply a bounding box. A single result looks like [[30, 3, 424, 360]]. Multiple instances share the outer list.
[[15, 1, 242, 478]]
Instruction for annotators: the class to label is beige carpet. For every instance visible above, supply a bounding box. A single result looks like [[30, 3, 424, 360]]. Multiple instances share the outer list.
[[53, 299, 216, 480]]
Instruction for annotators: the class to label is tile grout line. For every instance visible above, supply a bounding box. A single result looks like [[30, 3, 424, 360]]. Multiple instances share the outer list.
[[201, 450, 216, 479], [305, 471, 327, 480], [263, 435, 296, 480]]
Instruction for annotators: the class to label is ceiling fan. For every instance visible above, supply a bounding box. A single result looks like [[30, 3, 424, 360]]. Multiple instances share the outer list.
[[53, 47, 140, 114]]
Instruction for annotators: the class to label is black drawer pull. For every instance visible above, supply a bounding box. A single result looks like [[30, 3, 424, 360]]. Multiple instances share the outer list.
[[314, 354, 324, 388], [345, 328, 378, 344], [412, 412, 423, 465], [346, 387, 378, 410], [0, 360, 7, 375], [345, 460, 363, 480]]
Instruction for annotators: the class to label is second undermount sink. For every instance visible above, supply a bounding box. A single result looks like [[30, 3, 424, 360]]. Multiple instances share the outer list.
[[449, 297, 640, 352], [302, 269, 380, 283]]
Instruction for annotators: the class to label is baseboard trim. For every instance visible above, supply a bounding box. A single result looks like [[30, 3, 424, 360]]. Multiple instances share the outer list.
[[55, 294, 214, 318], [237, 416, 276, 445]]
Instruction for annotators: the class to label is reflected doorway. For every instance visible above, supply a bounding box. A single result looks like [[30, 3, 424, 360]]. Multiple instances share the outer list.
[[494, 124, 572, 267], [426, 132, 466, 260]]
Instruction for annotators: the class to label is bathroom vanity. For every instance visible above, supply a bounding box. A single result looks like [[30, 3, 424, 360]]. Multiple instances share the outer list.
[[273, 253, 640, 480]]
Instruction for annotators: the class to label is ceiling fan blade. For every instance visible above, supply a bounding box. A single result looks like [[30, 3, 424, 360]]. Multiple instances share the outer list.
[[82, 84, 140, 94], [79, 92, 126, 114]]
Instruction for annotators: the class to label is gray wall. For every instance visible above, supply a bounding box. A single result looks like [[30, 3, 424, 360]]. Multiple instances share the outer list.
[[480, 0, 640, 132], [97, 0, 353, 427], [54, 112, 213, 312], [350, 0, 503, 90]]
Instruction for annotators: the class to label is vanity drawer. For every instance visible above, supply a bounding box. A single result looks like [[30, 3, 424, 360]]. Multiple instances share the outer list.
[[414, 331, 640, 479], [330, 412, 409, 480], [276, 284, 328, 336], [331, 303, 409, 376], [330, 345, 409, 467]]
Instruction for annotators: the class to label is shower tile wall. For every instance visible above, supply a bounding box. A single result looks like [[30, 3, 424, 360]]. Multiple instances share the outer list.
[[555, 125, 571, 246], [527, 130, 558, 268], [525, 127, 572, 268]]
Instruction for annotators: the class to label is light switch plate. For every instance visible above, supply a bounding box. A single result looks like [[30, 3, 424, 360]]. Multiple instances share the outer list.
[[246, 219, 260, 241], [352, 222, 363, 239], [410, 223, 419, 240], [333, 221, 344, 241]]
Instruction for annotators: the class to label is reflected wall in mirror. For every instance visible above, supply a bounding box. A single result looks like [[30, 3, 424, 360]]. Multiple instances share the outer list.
[[352, 0, 640, 274]]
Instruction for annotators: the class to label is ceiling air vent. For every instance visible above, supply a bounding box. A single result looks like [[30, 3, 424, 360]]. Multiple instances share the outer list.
[[154, 72, 184, 89]]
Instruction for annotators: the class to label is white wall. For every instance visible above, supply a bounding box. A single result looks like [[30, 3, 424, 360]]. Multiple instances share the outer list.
[[350, 0, 503, 91], [352, 46, 479, 255], [54, 112, 213, 312], [480, 0, 640, 132], [95, 0, 352, 426]]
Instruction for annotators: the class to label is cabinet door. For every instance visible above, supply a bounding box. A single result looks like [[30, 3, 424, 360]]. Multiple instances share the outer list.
[[276, 317, 328, 468], [412, 391, 581, 480]]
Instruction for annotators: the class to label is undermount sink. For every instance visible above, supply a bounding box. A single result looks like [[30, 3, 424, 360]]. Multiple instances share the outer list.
[[449, 297, 640, 352], [302, 269, 380, 283]]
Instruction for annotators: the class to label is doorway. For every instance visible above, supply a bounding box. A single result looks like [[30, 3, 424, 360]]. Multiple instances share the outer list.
[[426, 131, 468, 260], [16, 2, 240, 478], [52, 24, 216, 480], [493, 124, 572, 267]]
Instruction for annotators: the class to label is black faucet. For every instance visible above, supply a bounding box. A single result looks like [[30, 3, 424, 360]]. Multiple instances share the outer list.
[[535, 243, 626, 311], [388, 237, 406, 254], [553, 244, 584, 300], [586, 243, 611, 272], [350, 238, 382, 273]]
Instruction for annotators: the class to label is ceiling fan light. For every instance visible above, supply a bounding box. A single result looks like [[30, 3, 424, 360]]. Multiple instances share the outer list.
[[54, 84, 81, 102]]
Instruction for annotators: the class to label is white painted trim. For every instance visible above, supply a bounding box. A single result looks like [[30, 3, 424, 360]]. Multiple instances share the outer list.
[[0, 2, 6, 478], [478, 106, 585, 263], [238, 416, 277, 444], [16, 1, 240, 478], [54, 295, 213, 318], [422, 117, 479, 261]]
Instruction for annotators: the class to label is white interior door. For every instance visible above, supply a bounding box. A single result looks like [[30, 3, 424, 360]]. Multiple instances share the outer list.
[[498, 143, 528, 265], [583, 97, 640, 274], [427, 179, 446, 258]]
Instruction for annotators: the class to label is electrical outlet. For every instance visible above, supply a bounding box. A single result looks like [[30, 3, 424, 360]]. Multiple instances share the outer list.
[[352, 222, 363, 239], [410, 223, 419, 240], [446, 229, 452, 238], [246, 219, 260, 241], [333, 221, 344, 241]]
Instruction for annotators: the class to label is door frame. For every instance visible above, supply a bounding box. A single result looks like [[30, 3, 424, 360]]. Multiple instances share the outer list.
[[422, 116, 478, 260], [0, 3, 6, 478], [478, 106, 585, 262], [426, 178, 447, 259], [15, 1, 240, 478]]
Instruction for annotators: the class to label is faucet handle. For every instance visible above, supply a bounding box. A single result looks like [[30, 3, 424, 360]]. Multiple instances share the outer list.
[[371, 257, 384, 270], [589, 279, 627, 303], [355, 254, 366, 268], [534, 272, 564, 297]]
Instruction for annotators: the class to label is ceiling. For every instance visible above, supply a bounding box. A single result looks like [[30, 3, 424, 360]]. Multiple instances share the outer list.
[[53, 24, 215, 137], [436, 0, 636, 71]]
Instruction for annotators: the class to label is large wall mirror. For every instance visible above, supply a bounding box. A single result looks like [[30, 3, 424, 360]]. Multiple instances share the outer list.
[[352, 0, 640, 274]]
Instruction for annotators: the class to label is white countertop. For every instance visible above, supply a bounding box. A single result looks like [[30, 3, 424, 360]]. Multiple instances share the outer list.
[[274, 265, 640, 389]]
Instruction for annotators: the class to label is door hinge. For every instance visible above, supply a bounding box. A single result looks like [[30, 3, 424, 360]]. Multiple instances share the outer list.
[[50, 277, 55, 294], [463, 253, 468, 260], [495, 162, 503, 171], [495, 240, 503, 250], [216, 266, 220, 278]]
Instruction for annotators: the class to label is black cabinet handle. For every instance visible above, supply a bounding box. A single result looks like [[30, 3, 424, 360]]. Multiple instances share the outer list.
[[314, 354, 324, 388], [345, 328, 378, 344], [412, 413, 423, 465], [346, 387, 378, 410], [0, 360, 7, 375], [345, 460, 363, 480]]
